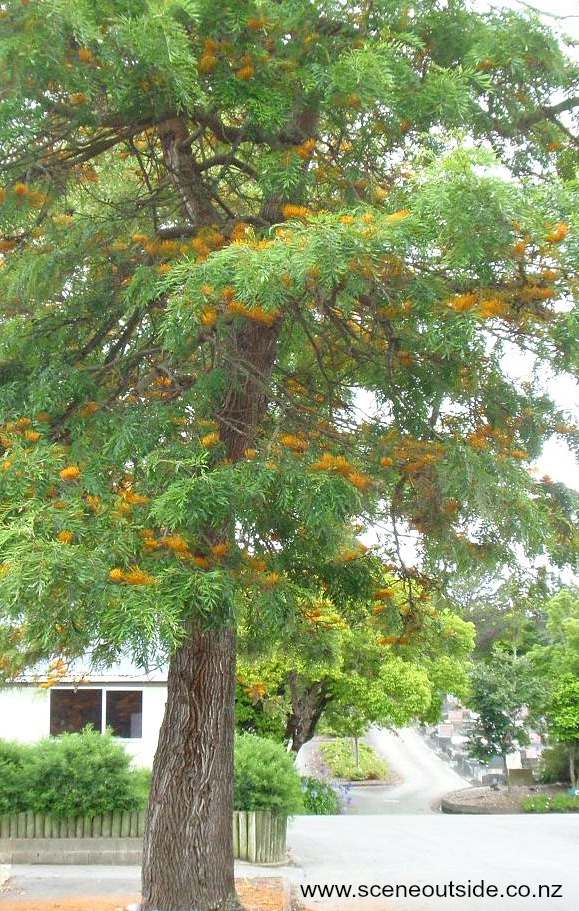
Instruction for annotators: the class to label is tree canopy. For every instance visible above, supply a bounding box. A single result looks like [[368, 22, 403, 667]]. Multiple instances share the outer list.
[[1, 1, 579, 909]]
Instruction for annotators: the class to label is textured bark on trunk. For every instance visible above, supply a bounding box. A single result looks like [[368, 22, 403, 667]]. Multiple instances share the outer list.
[[141, 624, 239, 911], [285, 672, 331, 754]]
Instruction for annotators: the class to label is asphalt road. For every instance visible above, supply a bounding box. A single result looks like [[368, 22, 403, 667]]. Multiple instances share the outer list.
[[346, 727, 470, 814]]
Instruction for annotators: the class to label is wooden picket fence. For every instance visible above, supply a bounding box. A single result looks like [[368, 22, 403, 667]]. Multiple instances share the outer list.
[[0, 809, 146, 839], [0, 809, 287, 863], [232, 810, 287, 864]]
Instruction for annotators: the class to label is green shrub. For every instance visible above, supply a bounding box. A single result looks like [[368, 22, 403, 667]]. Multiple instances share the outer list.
[[538, 744, 572, 784], [0, 740, 36, 816], [0, 728, 147, 818], [300, 776, 341, 814], [234, 733, 304, 815], [319, 738, 387, 781], [521, 793, 579, 813]]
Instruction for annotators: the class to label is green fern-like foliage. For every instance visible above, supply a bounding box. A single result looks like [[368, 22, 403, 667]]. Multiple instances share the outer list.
[[0, 0, 578, 684]]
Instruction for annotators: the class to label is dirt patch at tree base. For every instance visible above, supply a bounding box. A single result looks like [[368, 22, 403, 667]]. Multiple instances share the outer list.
[[0, 877, 287, 911], [441, 784, 568, 814]]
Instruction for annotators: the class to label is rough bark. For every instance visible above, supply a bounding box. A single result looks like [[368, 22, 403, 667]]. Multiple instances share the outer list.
[[141, 624, 239, 911], [285, 672, 332, 754]]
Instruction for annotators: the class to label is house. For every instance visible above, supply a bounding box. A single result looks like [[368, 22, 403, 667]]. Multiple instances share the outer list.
[[0, 657, 168, 767]]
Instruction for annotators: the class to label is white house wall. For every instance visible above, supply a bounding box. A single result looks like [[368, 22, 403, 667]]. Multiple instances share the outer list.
[[0, 686, 49, 743], [0, 684, 168, 768]]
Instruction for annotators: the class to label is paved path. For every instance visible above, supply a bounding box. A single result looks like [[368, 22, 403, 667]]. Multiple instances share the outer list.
[[348, 727, 470, 814], [297, 727, 471, 814]]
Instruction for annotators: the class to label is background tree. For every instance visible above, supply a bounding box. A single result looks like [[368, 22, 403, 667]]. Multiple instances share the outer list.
[[238, 578, 475, 752], [544, 674, 579, 788], [466, 649, 541, 784], [1, 2, 579, 909]]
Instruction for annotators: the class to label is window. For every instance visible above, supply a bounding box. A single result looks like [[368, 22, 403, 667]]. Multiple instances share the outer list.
[[106, 690, 142, 738], [49, 688, 143, 738], [50, 689, 102, 736]]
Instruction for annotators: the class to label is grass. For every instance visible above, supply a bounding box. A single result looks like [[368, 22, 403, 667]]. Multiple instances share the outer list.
[[319, 738, 388, 781], [521, 793, 579, 813]]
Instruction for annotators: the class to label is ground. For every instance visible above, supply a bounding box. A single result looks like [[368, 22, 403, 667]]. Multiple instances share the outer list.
[[0, 877, 287, 911], [441, 783, 573, 813]]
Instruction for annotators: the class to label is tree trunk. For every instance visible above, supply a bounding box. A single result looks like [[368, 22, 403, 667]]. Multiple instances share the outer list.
[[570, 742, 578, 790], [502, 754, 510, 788], [141, 623, 239, 911], [285, 672, 331, 753]]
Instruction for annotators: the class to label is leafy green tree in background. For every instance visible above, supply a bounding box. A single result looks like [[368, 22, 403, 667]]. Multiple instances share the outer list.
[[466, 649, 541, 784], [238, 596, 474, 751], [545, 674, 579, 788], [1, 1, 579, 908]]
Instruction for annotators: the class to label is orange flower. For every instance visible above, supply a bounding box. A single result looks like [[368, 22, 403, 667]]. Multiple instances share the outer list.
[[386, 209, 409, 222], [109, 567, 125, 581], [201, 307, 217, 327], [200, 431, 220, 447], [347, 470, 371, 490], [235, 64, 254, 80], [211, 542, 229, 557], [122, 491, 150, 504], [23, 429, 41, 442], [279, 433, 308, 452], [56, 530, 73, 544], [59, 465, 81, 480], [281, 204, 308, 218], [122, 566, 157, 585], [447, 292, 477, 312], [160, 534, 190, 554], [545, 222, 568, 244], [375, 588, 395, 599], [198, 54, 218, 73], [77, 47, 94, 63], [380, 456, 393, 467], [191, 555, 210, 569]]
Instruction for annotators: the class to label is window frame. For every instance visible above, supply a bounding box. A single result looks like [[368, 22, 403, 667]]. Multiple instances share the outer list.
[[49, 685, 144, 740]]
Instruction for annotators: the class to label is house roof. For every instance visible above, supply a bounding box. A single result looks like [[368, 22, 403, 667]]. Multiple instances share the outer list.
[[11, 654, 168, 686]]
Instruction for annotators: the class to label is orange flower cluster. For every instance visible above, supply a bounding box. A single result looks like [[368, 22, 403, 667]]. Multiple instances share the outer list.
[[545, 222, 568, 244], [447, 292, 477, 312], [59, 465, 81, 481], [294, 138, 316, 159], [39, 657, 69, 689], [375, 587, 395, 600], [281, 204, 309, 218], [200, 431, 220, 447], [226, 299, 280, 325], [310, 453, 371, 490], [279, 433, 308, 452], [385, 209, 409, 222], [109, 566, 156, 585]]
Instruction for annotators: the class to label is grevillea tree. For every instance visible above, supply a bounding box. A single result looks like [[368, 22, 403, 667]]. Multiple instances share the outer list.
[[1, 1, 579, 908]]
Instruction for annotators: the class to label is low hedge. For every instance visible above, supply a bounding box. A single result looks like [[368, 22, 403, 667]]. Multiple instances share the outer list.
[[233, 733, 304, 815], [0, 728, 146, 818]]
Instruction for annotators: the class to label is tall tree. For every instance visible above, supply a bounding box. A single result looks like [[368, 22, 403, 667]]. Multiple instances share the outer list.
[[466, 649, 541, 784], [1, 2, 579, 909]]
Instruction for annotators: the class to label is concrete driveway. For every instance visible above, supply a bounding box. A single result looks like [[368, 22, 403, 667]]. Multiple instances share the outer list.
[[346, 727, 470, 814]]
